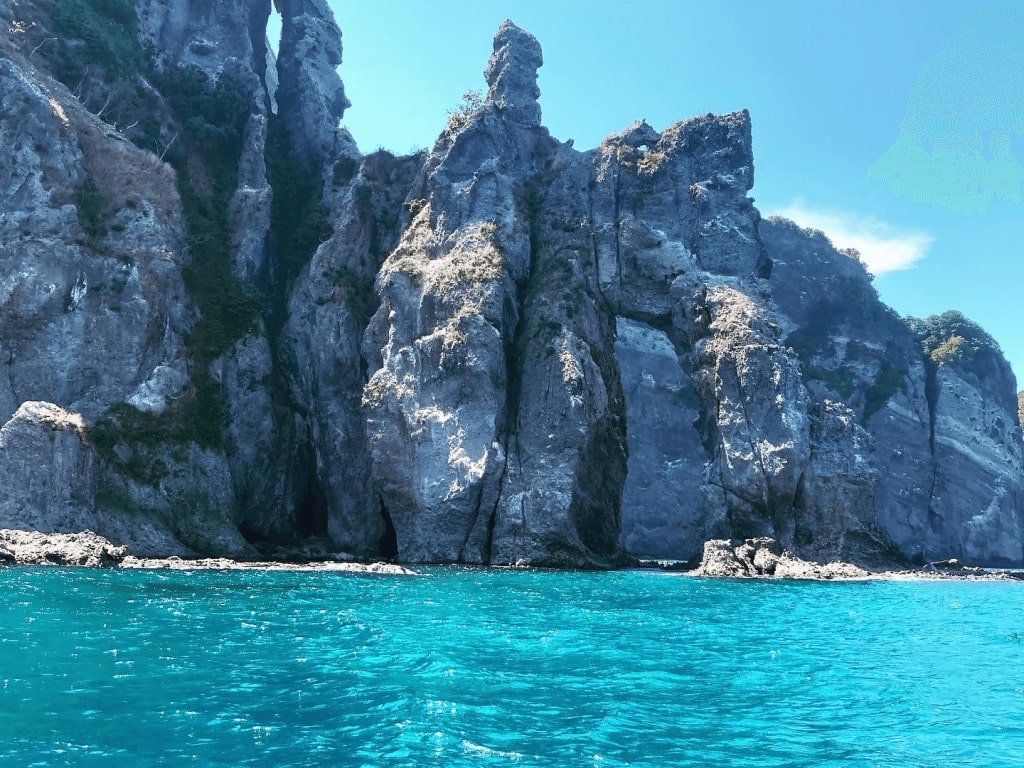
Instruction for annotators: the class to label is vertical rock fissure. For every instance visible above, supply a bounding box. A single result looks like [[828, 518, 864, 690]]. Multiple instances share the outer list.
[[733, 357, 772, 509], [483, 452, 507, 564], [6, 352, 18, 407], [246, 0, 272, 104], [923, 357, 939, 457], [263, 115, 331, 340], [457, 483, 486, 563], [570, 333, 627, 559], [493, 172, 549, 561], [613, 166, 624, 289], [378, 498, 398, 559]]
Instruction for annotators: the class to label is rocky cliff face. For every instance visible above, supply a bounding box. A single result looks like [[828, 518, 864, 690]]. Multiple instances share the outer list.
[[1, 1, 1021, 566], [764, 219, 1024, 566]]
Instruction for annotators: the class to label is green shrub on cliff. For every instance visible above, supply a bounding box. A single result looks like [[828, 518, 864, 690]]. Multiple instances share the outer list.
[[72, 177, 108, 242], [444, 90, 484, 137], [265, 115, 332, 295], [907, 310, 1001, 367], [52, 0, 143, 84], [87, 66, 257, 466]]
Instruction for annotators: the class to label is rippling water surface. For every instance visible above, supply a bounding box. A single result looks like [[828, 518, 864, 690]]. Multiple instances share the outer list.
[[2, 567, 1023, 766]]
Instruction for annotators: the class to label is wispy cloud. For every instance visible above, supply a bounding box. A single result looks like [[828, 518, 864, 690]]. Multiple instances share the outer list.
[[769, 202, 934, 274]]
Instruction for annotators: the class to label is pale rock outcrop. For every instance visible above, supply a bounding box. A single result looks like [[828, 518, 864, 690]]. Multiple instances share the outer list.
[[691, 282, 810, 541], [138, 0, 264, 75], [692, 537, 870, 579], [0, 57, 190, 425], [0, 402, 94, 532], [0, 529, 126, 567], [487, 139, 627, 567], [362, 21, 628, 565], [928, 360, 1024, 565], [590, 113, 836, 558], [1, 2, 279, 558], [0, 402, 202, 557]]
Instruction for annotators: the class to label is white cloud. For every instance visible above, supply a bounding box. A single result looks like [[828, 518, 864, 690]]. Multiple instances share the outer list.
[[768, 202, 933, 274]]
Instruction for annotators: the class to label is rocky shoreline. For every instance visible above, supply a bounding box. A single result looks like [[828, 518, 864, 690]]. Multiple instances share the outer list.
[[648, 537, 1024, 582], [2, 529, 1022, 582], [0, 529, 416, 574]]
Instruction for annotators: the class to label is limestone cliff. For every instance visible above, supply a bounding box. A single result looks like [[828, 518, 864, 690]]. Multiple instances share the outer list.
[[1, 1, 1021, 567]]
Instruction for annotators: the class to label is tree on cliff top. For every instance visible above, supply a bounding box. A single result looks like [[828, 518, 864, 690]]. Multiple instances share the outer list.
[[907, 310, 1001, 368]]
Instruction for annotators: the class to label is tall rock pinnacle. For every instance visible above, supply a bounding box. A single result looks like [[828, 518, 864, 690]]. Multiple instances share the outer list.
[[484, 20, 543, 125], [276, 0, 351, 167]]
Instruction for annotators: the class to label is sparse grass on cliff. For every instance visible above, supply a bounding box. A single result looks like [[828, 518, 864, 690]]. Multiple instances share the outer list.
[[443, 90, 484, 138]]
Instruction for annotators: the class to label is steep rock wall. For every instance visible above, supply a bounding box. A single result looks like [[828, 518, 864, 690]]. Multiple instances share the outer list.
[[1, 1, 1021, 567], [764, 218, 1024, 565]]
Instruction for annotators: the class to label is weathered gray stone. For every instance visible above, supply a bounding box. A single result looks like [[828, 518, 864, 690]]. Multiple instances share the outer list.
[[0, 57, 191, 425], [0, 5, 1020, 569], [615, 319, 706, 559], [765, 217, 1024, 566], [928, 363, 1024, 565], [692, 537, 870, 579], [485, 20, 544, 126], [0, 402, 95, 532], [276, 0, 351, 168], [287, 151, 421, 557], [138, 0, 271, 85], [0, 529, 126, 567]]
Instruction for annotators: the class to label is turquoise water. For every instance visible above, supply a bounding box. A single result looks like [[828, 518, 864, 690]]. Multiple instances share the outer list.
[[1, 568, 1023, 767]]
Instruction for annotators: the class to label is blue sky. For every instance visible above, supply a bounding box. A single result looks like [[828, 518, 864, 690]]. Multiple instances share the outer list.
[[291, 1, 1023, 384]]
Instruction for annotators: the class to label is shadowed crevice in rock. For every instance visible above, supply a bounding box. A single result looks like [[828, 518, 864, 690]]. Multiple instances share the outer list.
[[378, 500, 398, 560], [294, 480, 329, 538]]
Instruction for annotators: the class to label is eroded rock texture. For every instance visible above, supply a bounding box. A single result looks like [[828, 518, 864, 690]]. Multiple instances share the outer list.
[[1, 3, 1020, 566], [765, 218, 1024, 565]]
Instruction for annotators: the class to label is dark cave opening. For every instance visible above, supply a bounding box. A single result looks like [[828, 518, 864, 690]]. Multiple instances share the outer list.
[[238, 521, 269, 547], [295, 483, 329, 539], [379, 499, 398, 560]]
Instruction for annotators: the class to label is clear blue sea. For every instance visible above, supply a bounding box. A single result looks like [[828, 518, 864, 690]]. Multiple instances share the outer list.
[[1, 567, 1023, 767]]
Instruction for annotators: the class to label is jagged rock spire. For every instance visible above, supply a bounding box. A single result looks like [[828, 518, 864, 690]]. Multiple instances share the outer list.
[[484, 20, 543, 125], [276, 0, 351, 168]]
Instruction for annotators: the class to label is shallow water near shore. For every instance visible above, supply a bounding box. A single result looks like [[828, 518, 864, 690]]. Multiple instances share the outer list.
[[2, 567, 1023, 767]]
